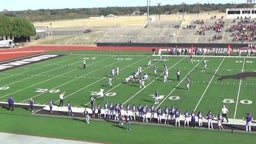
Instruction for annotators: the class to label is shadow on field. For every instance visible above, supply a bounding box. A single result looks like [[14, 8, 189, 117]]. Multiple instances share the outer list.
[[113, 124, 125, 130], [1, 105, 9, 110], [73, 117, 85, 123], [142, 99, 152, 103], [175, 86, 186, 90]]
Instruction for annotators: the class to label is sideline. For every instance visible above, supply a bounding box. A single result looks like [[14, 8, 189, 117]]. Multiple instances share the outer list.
[[0, 132, 103, 144]]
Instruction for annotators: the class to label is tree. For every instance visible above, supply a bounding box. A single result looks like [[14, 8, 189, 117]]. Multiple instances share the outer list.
[[0, 16, 36, 42]]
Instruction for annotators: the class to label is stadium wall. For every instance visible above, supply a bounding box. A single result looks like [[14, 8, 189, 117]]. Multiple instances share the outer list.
[[96, 42, 248, 49]]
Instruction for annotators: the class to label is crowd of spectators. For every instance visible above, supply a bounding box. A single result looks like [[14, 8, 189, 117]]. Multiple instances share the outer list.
[[194, 19, 225, 37], [227, 18, 256, 42]]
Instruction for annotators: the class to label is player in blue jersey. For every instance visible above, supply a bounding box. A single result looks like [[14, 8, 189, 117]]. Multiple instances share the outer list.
[[169, 106, 176, 125], [245, 113, 253, 132], [157, 107, 162, 124], [104, 102, 109, 118], [8, 96, 14, 111], [67, 101, 73, 116], [29, 98, 34, 113], [164, 106, 169, 124], [190, 111, 196, 128], [97, 104, 102, 119], [49, 99, 53, 113], [207, 111, 214, 129], [217, 113, 224, 130], [197, 111, 203, 127], [175, 108, 181, 126], [150, 105, 155, 122], [184, 110, 190, 127], [142, 105, 148, 123]]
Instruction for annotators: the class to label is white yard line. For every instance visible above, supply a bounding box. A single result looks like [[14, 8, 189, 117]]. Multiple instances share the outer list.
[[193, 57, 225, 112], [63, 55, 152, 105], [19, 56, 120, 102], [156, 57, 205, 109], [21, 55, 151, 103], [0, 57, 76, 83], [233, 57, 246, 119], [123, 57, 186, 105], [1, 56, 112, 99]]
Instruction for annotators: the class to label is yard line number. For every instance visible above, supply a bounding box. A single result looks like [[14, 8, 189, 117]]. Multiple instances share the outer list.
[[223, 98, 252, 105], [91, 91, 116, 97], [150, 94, 180, 101], [35, 88, 60, 93], [115, 58, 132, 61]]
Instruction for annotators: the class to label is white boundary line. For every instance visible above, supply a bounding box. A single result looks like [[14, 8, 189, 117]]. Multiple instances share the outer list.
[[193, 57, 226, 112], [233, 57, 246, 119]]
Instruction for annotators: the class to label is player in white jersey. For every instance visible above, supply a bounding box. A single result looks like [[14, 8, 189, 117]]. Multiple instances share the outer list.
[[147, 59, 152, 67], [184, 110, 190, 127], [82, 58, 86, 69], [143, 72, 149, 80], [163, 70, 168, 82], [176, 70, 180, 81], [153, 65, 157, 75], [111, 68, 115, 78], [139, 77, 145, 88], [154, 90, 159, 104], [99, 88, 104, 100], [203, 59, 207, 70], [108, 77, 112, 87], [116, 66, 120, 76], [186, 76, 191, 90]]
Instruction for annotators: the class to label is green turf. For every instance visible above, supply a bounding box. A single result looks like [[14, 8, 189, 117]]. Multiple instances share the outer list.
[[0, 52, 255, 118]]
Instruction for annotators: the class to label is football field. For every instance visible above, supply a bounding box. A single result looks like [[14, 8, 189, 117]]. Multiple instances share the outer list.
[[0, 51, 255, 120]]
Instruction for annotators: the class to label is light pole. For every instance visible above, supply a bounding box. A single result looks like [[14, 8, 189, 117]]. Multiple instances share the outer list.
[[147, 0, 150, 21], [157, 3, 161, 21], [197, 2, 199, 17], [182, 2, 185, 21]]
